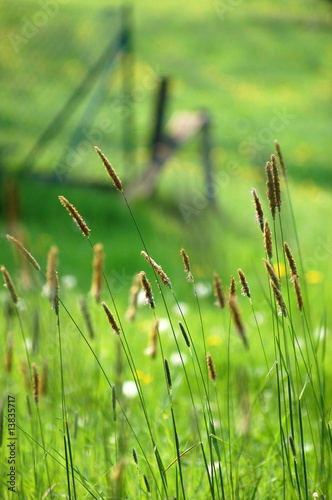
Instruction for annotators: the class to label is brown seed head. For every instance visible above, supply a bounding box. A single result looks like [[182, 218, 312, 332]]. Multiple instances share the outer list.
[[213, 272, 225, 308], [271, 154, 282, 212], [251, 188, 264, 232], [264, 220, 273, 260], [32, 363, 40, 405], [125, 273, 140, 321], [229, 297, 249, 349], [46, 246, 59, 315], [270, 280, 287, 317], [229, 275, 237, 299], [180, 248, 193, 282], [274, 140, 287, 179], [206, 352, 217, 381], [78, 297, 95, 339], [265, 161, 276, 220], [138, 271, 155, 309], [5, 332, 13, 373], [90, 243, 103, 303], [94, 146, 123, 192], [263, 259, 280, 290], [101, 302, 121, 334], [293, 277, 303, 312], [58, 196, 90, 237], [145, 318, 158, 358], [237, 269, 250, 298], [141, 251, 172, 288], [6, 234, 41, 270], [284, 242, 299, 279], [1, 266, 18, 304]]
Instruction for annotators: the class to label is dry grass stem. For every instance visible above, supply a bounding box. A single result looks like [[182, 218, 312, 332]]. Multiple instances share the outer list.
[[1, 266, 18, 304], [206, 352, 217, 381], [58, 196, 90, 237], [6, 234, 41, 270], [229, 297, 249, 349], [264, 220, 273, 259], [237, 269, 251, 298], [251, 188, 264, 232], [213, 272, 225, 308], [138, 271, 155, 309], [101, 302, 121, 334], [141, 251, 172, 288], [90, 243, 103, 303], [265, 161, 276, 220], [94, 146, 123, 192]]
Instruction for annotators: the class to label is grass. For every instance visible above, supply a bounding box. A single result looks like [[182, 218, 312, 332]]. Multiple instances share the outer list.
[[1, 145, 331, 499], [1, 1, 332, 497]]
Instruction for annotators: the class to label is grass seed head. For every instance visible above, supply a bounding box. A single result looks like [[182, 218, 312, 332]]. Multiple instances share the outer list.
[[251, 188, 264, 232], [206, 352, 217, 381], [6, 234, 41, 270], [138, 271, 155, 309], [264, 220, 273, 260], [271, 154, 282, 212], [101, 302, 121, 334], [213, 272, 225, 308], [265, 161, 276, 220], [237, 269, 251, 298], [274, 139, 287, 179], [270, 280, 287, 317], [164, 358, 172, 391], [125, 273, 140, 321], [180, 248, 193, 282], [263, 258, 280, 290], [94, 146, 123, 192], [90, 243, 104, 303], [58, 196, 90, 237], [229, 275, 237, 299], [1, 266, 18, 304], [284, 242, 299, 279], [228, 297, 249, 349], [179, 321, 191, 348], [32, 363, 40, 405], [141, 251, 172, 288]]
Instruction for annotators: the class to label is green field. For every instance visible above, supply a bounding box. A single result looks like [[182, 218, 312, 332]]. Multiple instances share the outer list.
[[1, 1, 332, 498]]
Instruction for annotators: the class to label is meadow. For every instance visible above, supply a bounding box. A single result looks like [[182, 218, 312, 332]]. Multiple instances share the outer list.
[[1, 144, 331, 499], [1, 0, 332, 498]]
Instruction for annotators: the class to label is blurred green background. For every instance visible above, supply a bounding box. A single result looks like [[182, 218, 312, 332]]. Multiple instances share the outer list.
[[1, 0, 332, 297]]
